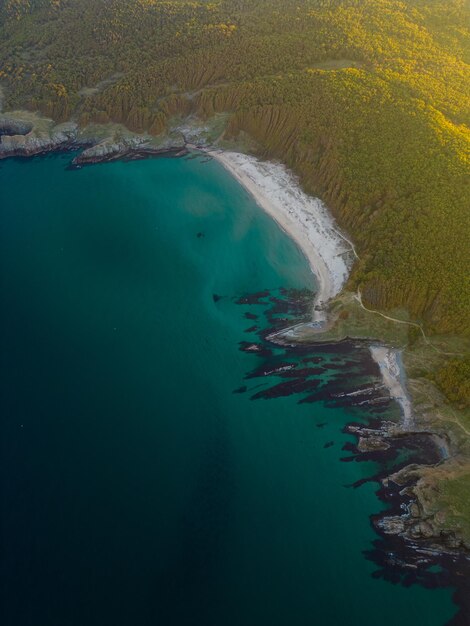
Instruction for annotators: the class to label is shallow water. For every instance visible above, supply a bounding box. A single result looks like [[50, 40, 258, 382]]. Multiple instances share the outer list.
[[0, 153, 455, 625]]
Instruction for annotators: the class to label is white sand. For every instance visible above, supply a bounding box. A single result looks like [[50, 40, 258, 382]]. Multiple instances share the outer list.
[[208, 150, 413, 425], [370, 346, 412, 428], [211, 151, 355, 323]]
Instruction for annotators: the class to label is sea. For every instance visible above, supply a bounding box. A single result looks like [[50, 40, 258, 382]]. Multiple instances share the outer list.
[[0, 152, 457, 625]]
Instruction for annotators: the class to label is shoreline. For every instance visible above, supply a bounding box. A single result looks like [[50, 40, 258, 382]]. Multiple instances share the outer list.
[[209, 149, 470, 575], [2, 132, 469, 608], [370, 345, 413, 429], [208, 149, 415, 429], [0, 124, 417, 428], [208, 150, 354, 324]]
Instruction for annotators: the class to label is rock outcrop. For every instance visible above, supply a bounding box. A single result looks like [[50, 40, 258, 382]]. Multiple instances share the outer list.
[[72, 134, 186, 166], [0, 117, 77, 158], [0, 117, 33, 136], [0, 112, 188, 164]]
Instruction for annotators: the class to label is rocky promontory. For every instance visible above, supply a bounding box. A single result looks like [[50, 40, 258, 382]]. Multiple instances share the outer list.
[[71, 134, 187, 166], [0, 111, 189, 164], [0, 112, 78, 158]]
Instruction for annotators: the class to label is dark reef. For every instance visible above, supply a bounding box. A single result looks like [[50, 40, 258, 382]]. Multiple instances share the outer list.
[[234, 286, 470, 625]]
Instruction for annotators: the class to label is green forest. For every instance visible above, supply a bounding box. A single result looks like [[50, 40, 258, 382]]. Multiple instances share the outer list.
[[0, 0, 469, 401]]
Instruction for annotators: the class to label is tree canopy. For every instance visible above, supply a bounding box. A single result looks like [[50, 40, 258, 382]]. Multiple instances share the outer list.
[[0, 0, 469, 336]]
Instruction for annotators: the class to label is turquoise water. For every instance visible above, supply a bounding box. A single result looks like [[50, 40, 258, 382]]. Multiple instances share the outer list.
[[0, 153, 455, 625]]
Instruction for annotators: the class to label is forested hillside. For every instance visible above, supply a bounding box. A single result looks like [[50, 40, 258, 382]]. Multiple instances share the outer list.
[[0, 0, 469, 338]]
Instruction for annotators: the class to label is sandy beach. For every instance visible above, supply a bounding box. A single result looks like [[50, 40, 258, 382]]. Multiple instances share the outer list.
[[370, 346, 412, 427], [210, 151, 355, 322], [208, 149, 413, 427]]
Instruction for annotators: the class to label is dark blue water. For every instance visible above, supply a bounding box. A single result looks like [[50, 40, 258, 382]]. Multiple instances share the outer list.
[[0, 153, 455, 625]]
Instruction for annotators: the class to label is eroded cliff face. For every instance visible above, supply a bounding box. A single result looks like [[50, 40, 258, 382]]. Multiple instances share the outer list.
[[0, 112, 78, 158], [0, 112, 187, 163], [0, 125, 77, 156]]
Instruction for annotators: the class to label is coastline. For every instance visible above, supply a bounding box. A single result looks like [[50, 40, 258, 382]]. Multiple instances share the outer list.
[[208, 150, 355, 323], [210, 148, 470, 571], [208, 149, 414, 426], [207, 149, 470, 559], [2, 123, 468, 551], [2, 129, 469, 613], [370, 345, 413, 429], [0, 117, 426, 428]]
